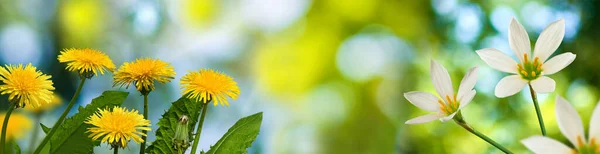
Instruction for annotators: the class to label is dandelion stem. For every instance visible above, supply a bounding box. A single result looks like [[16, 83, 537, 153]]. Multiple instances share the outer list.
[[34, 78, 86, 154], [114, 147, 119, 154], [191, 103, 209, 154], [528, 83, 546, 136], [28, 113, 42, 153], [139, 94, 149, 154], [454, 112, 513, 154], [0, 103, 16, 154]]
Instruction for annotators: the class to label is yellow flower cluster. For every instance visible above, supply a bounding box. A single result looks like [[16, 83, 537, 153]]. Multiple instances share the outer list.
[[112, 58, 176, 94], [0, 48, 241, 150], [85, 106, 151, 148], [0, 63, 55, 108]]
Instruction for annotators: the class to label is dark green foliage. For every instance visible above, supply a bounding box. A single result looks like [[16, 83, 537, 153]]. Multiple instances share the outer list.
[[48, 91, 129, 154], [204, 112, 263, 154], [146, 96, 204, 154]]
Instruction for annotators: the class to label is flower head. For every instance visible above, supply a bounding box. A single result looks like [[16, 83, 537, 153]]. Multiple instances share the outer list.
[[404, 60, 478, 124], [180, 69, 240, 106], [0, 63, 55, 108], [522, 96, 600, 154], [85, 106, 151, 148], [113, 58, 176, 94], [58, 48, 116, 78], [0, 112, 32, 140], [476, 18, 575, 98], [24, 93, 62, 113]]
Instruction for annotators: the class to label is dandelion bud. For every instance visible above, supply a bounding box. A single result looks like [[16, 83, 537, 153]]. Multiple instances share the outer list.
[[173, 115, 191, 152]]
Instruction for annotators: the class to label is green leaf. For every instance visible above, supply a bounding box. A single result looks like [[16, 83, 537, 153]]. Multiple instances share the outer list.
[[49, 91, 129, 154], [205, 112, 263, 154], [146, 96, 204, 154], [12, 141, 20, 154], [40, 123, 50, 134]]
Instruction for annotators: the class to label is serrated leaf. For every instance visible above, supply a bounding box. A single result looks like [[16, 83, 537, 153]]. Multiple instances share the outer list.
[[40, 123, 50, 134], [146, 96, 204, 154], [48, 91, 129, 154], [205, 112, 263, 154]]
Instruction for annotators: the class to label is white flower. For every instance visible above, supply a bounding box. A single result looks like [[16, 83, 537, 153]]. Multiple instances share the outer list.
[[404, 60, 478, 124], [476, 18, 576, 98], [521, 96, 600, 154]]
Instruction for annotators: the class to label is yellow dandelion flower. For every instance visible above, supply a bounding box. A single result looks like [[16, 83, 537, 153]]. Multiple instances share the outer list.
[[24, 93, 62, 113], [180, 69, 240, 106], [112, 58, 176, 94], [85, 106, 151, 148], [0, 112, 33, 140], [0, 63, 55, 108], [57, 48, 116, 78]]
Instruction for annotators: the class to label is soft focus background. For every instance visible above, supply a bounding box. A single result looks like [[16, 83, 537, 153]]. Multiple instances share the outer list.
[[0, 0, 597, 153]]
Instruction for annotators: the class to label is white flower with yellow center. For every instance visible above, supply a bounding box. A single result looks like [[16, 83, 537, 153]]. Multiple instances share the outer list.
[[522, 96, 600, 154], [476, 18, 575, 97], [405, 60, 478, 124]]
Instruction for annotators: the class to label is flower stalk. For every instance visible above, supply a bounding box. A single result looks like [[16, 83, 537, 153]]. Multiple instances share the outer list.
[[113, 146, 119, 154], [190, 101, 209, 154], [528, 83, 546, 136], [453, 112, 513, 154], [0, 102, 17, 154], [139, 94, 149, 154], [33, 78, 86, 154]]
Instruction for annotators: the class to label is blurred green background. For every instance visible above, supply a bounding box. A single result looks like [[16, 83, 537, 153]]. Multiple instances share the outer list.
[[0, 0, 597, 153]]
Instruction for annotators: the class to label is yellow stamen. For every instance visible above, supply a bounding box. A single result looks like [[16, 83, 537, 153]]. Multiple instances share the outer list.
[[517, 64, 524, 71], [523, 53, 529, 64], [531, 71, 536, 77], [521, 70, 528, 76], [577, 135, 585, 148]]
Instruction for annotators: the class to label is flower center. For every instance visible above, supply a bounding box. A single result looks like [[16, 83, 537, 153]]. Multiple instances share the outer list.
[[517, 53, 543, 81], [438, 95, 459, 115], [575, 136, 600, 154]]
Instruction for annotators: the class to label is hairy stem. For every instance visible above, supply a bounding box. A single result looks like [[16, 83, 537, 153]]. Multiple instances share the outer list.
[[34, 78, 87, 154], [190, 103, 209, 154], [140, 94, 149, 154], [0, 103, 16, 154]]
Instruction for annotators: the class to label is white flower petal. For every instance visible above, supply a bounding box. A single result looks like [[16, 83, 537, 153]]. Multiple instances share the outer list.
[[530, 76, 556, 93], [509, 18, 532, 63], [459, 90, 476, 110], [405, 114, 442, 124], [521, 136, 573, 154], [588, 100, 600, 142], [476, 48, 518, 74], [457, 67, 478, 99], [404, 92, 440, 112], [555, 96, 585, 147], [439, 112, 458, 122], [542, 52, 576, 75], [430, 60, 454, 101], [534, 19, 565, 62], [494, 75, 527, 98]]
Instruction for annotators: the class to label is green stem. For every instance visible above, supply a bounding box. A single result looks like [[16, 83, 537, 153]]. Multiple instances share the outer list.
[[190, 103, 209, 154], [114, 147, 119, 154], [140, 94, 149, 154], [28, 113, 42, 153], [0, 103, 16, 154], [33, 78, 86, 154], [528, 83, 546, 136], [454, 112, 513, 154]]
